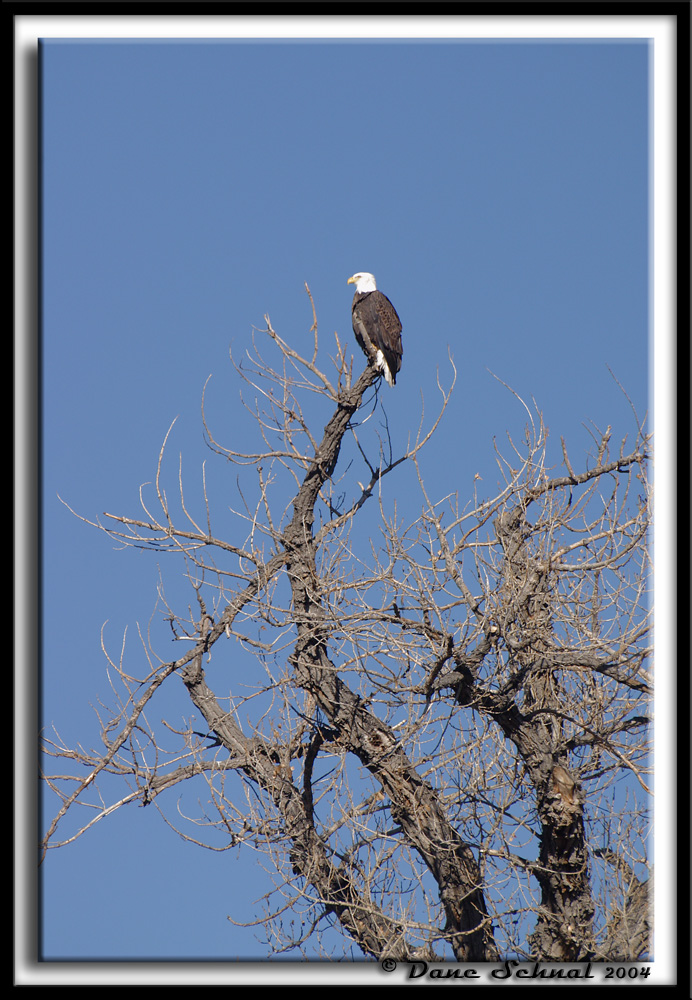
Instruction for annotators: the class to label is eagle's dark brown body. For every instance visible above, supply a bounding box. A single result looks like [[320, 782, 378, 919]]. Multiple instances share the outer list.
[[351, 288, 403, 387]]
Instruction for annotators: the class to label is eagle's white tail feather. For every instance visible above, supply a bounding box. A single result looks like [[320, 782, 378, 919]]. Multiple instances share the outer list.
[[375, 349, 394, 387]]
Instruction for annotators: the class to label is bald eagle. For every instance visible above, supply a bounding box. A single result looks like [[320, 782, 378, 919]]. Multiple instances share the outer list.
[[347, 272, 403, 387]]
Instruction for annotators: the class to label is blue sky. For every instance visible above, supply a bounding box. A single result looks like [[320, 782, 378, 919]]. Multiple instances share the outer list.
[[39, 36, 652, 964]]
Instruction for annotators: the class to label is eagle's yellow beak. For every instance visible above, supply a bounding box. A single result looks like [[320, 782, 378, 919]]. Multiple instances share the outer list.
[[347, 275, 356, 285]]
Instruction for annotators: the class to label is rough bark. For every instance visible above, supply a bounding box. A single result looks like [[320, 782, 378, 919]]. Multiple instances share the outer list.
[[280, 365, 498, 961], [179, 648, 411, 960]]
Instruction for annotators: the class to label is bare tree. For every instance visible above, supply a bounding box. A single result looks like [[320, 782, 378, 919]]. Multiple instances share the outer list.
[[42, 287, 652, 962]]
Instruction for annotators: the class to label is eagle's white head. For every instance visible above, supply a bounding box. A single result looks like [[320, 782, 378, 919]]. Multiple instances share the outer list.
[[347, 272, 377, 294]]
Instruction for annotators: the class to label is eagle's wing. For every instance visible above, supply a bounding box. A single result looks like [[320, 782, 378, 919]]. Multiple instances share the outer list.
[[373, 294, 403, 376]]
